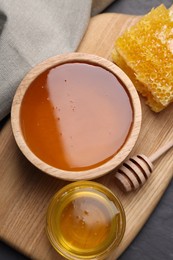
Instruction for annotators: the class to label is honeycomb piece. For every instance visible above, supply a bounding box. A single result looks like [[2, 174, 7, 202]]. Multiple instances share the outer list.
[[112, 50, 165, 112], [112, 4, 173, 112]]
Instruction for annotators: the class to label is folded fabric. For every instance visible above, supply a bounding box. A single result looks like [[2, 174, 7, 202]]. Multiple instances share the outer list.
[[0, 0, 115, 121]]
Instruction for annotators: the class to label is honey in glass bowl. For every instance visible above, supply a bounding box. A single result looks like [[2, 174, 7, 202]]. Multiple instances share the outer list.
[[46, 181, 126, 260]]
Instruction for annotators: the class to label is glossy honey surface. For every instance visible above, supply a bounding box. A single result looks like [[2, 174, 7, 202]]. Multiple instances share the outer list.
[[20, 62, 133, 171]]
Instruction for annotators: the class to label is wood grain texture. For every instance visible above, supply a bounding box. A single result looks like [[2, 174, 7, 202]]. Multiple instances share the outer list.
[[0, 10, 173, 260], [11, 52, 141, 181]]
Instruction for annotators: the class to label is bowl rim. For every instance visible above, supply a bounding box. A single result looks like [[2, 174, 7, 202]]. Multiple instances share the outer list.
[[11, 52, 142, 180], [46, 180, 126, 260]]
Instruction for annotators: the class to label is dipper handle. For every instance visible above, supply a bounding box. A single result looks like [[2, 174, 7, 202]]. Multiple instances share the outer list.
[[149, 140, 173, 163]]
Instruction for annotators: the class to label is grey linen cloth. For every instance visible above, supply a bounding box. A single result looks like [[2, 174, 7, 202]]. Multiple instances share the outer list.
[[0, 0, 114, 121]]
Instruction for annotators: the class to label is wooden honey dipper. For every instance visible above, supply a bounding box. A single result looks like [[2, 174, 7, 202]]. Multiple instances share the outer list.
[[115, 140, 173, 192]]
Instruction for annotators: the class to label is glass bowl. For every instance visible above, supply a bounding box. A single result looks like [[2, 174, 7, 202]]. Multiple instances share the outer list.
[[46, 181, 126, 260]]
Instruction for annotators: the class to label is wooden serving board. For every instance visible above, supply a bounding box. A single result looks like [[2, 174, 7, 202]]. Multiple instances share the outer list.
[[0, 10, 173, 260]]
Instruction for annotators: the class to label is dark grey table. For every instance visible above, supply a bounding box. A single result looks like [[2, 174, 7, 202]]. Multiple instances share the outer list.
[[0, 1, 173, 259]]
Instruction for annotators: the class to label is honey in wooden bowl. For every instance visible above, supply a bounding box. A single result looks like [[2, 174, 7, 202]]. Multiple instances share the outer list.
[[11, 53, 141, 180], [20, 62, 133, 170], [46, 181, 126, 260]]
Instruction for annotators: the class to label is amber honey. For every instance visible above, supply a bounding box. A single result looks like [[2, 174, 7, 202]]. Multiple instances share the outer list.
[[20, 62, 133, 171], [46, 181, 126, 260]]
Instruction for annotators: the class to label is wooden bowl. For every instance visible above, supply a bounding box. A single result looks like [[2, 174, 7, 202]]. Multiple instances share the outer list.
[[11, 52, 141, 181]]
